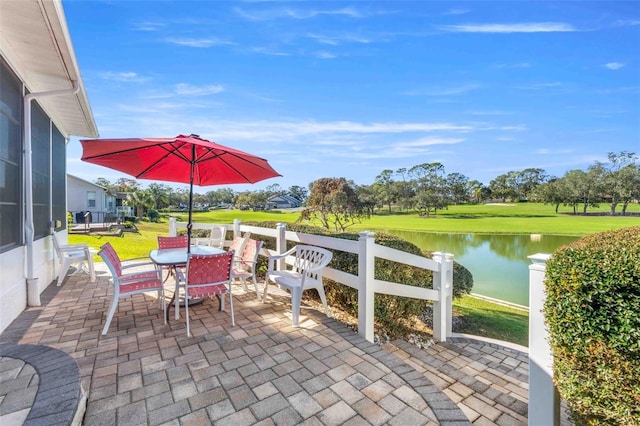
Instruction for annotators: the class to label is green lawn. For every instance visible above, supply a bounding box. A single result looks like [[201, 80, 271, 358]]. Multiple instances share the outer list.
[[453, 296, 529, 346], [69, 203, 639, 346]]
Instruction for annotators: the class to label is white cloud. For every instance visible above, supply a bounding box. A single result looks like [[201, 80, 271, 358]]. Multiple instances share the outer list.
[[251, 46, 291, 56], [515, 82, 563, 91], [306, 33, 373, 45], [443, 9, 470, 16], [314, 51, 337, 59], [234, 6, 366, 21], [165, 38, 234, 48], [408, 84, 481, 97], [440, 22, 577, 33], [99, 71, 148, 83], [493, 62, 531, 69], [535, 148, 573, 155], [605, 62, 625, 70], [174, 83, 224, 96], [132, 21, 166, 32], [394, 137, 464, 148]]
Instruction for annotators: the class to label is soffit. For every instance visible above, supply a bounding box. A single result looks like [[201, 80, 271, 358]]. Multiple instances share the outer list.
[[0, 0, 98, 137]]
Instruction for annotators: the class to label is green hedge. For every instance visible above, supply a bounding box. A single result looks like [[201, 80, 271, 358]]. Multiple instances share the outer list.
[[544, 226, 640, 425], [246, 221, 473, 337]]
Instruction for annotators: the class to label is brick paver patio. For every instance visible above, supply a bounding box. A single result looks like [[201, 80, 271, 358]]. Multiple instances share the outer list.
[[0, 262, 548, 425]]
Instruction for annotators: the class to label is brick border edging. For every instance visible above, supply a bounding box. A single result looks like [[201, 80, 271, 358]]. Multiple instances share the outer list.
[[0, 343, 84, 426]]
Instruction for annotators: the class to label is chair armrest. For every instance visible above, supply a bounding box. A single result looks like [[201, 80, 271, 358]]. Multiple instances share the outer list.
[[121, 257, 157, 270], [58, 243, 90, 252], [267, 247, 297, 272], [119, 269, 162, 284]]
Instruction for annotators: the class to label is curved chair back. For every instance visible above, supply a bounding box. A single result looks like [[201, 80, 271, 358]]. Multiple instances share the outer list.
[[158, 235, 188, 249]]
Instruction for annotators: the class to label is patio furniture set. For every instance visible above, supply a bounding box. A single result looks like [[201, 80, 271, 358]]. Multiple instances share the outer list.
[[55, 231, 333, 337]]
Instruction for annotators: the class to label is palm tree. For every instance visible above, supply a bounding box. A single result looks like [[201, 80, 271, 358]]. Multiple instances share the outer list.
[[126, 189, 154, 218]]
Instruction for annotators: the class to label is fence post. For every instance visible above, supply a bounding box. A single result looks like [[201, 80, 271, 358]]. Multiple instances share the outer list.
[[432, 252, 453, 342], [358, 231, 375, 342], [169, 217, 177, 237], [528, 253, 559, 426], [233, 219, 241, 239], [276, 223, 287, 271]]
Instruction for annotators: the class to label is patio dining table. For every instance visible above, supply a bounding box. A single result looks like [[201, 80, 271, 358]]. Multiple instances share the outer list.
[[150, 245, 225, 321]]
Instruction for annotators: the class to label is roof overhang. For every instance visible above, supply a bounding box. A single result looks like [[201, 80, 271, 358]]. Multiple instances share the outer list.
[[0, 0, 98, 138]]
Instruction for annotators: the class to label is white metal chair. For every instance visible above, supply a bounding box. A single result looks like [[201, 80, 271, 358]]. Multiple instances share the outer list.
[[181, 251, 235, 337], [232, 238, 263, 297], [265, 245, 333, 326], [52, 232, 96, 285], [98, 242, 166, 335]]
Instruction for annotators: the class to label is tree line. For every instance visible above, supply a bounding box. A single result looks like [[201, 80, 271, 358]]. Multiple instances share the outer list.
[[94, 151, 639, 228]]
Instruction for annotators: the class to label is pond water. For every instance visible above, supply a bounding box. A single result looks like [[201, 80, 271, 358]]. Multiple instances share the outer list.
[[387, 231, 580, 307]]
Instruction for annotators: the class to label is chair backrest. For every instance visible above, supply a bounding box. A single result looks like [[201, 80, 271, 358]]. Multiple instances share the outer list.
[[158, 235, 188, 249], [186, 251, 234, 286], [98, 242, 122, 277], [291, 245, 333, 284], [228, 232, 251, 256], [241, 239, 263, 266], [209, 226, 227, 249]]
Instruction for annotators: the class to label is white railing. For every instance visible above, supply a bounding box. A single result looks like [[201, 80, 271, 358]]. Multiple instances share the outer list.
[[169, 218, 454, 342]]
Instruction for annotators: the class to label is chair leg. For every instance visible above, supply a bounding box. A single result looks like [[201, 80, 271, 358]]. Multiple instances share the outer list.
[[316, 285, 329, 316], [262, 278, 270, 303], [57, 259, 72, 286], [102, 294, 119, 335], [251, 274, 260, 298], [291, 287, 302, 327], [228, 291, 235, 327], [185, 295, 191, 337]]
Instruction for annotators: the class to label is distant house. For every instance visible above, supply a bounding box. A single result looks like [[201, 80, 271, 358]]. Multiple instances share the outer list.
[[1, 0, 98, 332], [67, 174, 113, 223], [267, 195, 302, 209]]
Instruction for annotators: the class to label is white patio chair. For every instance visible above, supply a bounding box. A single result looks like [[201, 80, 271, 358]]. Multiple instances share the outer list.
[[265, 245, 333, 326], [52, 232, 96, 285]]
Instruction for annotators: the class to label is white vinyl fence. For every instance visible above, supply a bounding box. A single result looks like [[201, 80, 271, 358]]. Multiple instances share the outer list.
[[169, 218, 454, 343]]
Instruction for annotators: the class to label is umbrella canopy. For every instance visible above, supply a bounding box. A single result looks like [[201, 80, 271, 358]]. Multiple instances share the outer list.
[[80, 134, 281, 248]]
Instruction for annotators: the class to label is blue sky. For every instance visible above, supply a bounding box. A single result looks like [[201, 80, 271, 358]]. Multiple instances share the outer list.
[[64, 1, 640, 192]]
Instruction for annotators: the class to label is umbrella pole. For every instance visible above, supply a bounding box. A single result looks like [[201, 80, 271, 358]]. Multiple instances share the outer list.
[[187, 144, 195, 253]]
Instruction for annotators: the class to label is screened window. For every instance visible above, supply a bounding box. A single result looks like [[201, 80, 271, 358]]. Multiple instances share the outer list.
[[87, 191, 96, 208], [0, 59, 22, 252], [52, 125, 66, 231], [31, 103, 51, 239]]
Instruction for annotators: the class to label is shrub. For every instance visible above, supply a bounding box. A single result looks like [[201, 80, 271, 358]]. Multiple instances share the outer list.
[[544, 226, 640, 425], [246, 221, 473, 338], [147, 209, 160, 223]]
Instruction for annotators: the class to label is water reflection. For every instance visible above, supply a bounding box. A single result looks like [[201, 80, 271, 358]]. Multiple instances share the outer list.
[[387, 231, 579, 306]]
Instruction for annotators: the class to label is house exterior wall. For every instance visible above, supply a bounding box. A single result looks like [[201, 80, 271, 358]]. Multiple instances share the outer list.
[[67, 174, 108, 222], [0, 1, 97, 333], [0, 59, 67, 332]]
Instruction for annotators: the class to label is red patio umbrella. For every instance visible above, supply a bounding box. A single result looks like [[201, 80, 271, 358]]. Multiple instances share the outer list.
[[80, 134, 281, 249]]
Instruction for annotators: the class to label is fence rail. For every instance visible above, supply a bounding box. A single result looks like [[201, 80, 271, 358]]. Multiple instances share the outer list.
[[168, 218, 454, 342]]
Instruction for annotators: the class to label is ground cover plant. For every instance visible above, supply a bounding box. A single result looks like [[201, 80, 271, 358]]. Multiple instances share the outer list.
[[544, 226, 640, 424]]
